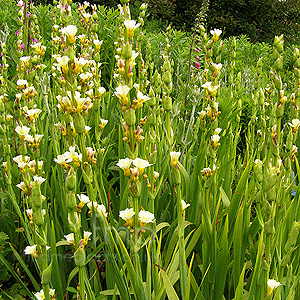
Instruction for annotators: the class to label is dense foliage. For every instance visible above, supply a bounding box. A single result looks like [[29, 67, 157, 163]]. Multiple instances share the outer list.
[[0, 0, 300, 299]]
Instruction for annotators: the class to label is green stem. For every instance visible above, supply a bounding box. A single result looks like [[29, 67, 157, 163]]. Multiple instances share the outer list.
[[176, 184, 187, 299]]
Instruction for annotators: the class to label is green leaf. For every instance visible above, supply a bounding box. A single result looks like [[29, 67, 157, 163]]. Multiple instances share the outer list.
[[161, 269, 180, 300]]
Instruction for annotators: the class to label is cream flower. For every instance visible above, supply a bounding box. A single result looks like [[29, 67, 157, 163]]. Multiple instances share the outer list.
[[82, 231, 92, 245], [119, 208, 135, 226], [61, 25, 77, 44], [64, 233, 75, 245], [15, 125, 31, 139], [124, 20, 140, 38], [170, 152, 181, 167], [181, 200, 190, 211], [34, 288, 56, 300], [138, 210, 155, 226], [267, 279, 282, 295], [117, 158, 132, 176], [132, 158, 152, 174], [99, 118, 108, 130], [16, 79, 28, 89], [210, 28, 222, 42], [93, 39, 103, 51], [289, 119, 300, 132], [24, 244, 38, 258], [56, 55, 70, 74], [96, 204, 107, 217], [33, 176, 46, 185], [114, 85, 130, 105], [77, 194, 90, 208]]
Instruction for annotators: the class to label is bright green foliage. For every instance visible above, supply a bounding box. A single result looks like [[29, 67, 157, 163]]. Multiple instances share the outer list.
[[0, 0, 300, 300]]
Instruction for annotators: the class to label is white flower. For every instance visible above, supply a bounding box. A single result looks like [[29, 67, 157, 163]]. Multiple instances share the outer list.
[[82, 231, 92, 245], [56, 55, 70, 73], [13, 155, 30, 164], [64, 233, 75, 245], [34, 288, 56, 300], [119, 208, 135, 221], [214, 128, 222, 135], [96, 204, 107, 217], [77, 193, 90, 208], [120, 208, 135, 226], [139, 210, 155, 225], [170, 152, 181, 167], [63, 146, 82, 163], [24, 244, 38, 258], [124, 20, 140, 38], [289, 119, 300, 132], [61, 25, 77, 43], [210, 28, 222, 41], [77, 194, 90, 204], [117, 158, 132, 176], [15, 125, 30, 139], [98, 87, 106, 95], [181, 200, 190, 211], [267, 279, 282, 295], [16, 79, 28, 89], [99, 118, 108, 130], [132, 158, 152, 174], [33, 176, 46, 185], [93, 39, 103, 50], [114, 85, 130, 105]]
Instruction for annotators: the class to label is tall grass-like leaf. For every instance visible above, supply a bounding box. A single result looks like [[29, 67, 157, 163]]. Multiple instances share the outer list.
[[160, 269, 180, 300], [213, 216, 228, 300]]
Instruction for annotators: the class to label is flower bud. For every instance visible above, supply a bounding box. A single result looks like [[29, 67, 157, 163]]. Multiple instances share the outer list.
[[66, 192, 77, 211], [295, 58, 300, 69], [264, 217, 275, 235], [66, 172, 76, 191], [33, 209, 44, 226], [274, 56, 283, 72], [273, 48, 281, 61], [124, 107, 136, 126], [122, 43, 132, 59], [163, 96, 172, 111], [41, 262, 52, 285], [73, 113, 86, 134], [129, 180, 141, 197], [272, 73, 282, 90], [74, 246, 86, 267], [171, 167, 181, 185], [284, 221, 300, 252], [31, 182, 42, 208], [162, 71, 172, 84], [253, 159, 263, 183]]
